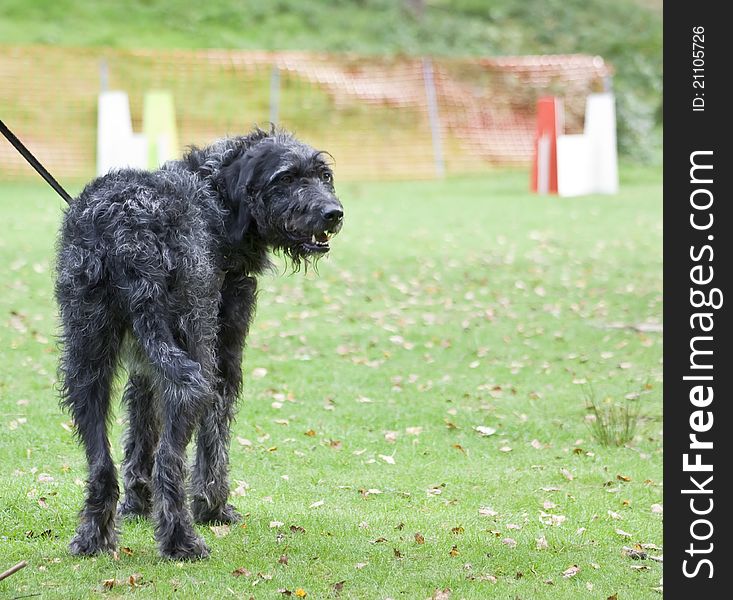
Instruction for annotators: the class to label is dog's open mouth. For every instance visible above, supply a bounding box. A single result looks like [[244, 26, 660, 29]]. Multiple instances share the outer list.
[[302, 230, 336, 254]]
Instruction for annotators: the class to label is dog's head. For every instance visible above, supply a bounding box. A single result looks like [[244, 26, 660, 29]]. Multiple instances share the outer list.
[[218, 134, 343, 263]]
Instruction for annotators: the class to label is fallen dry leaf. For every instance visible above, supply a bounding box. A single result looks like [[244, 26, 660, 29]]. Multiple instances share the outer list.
[[474, 426, 496, 437], [101, 574, 144, 591], [562, 565, 580, 578], [539, 511, 566, 526], [209, 524, 230, 537], [640, 543, 662, 550], [622, 546, 647, 560], [102, 578, 117, 590]]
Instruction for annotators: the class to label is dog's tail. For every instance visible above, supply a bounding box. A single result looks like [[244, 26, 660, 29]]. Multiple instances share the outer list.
[[131, 310, 209, 395]]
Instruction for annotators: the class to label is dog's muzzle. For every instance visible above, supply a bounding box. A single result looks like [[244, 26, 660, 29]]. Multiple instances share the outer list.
[[302, 202, 343, 254]]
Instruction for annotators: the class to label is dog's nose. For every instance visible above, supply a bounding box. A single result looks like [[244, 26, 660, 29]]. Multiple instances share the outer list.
[[322, 207, 343, 228]]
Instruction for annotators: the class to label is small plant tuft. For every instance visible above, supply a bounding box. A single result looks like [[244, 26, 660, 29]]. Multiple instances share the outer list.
[[583, 386, 641, 447]]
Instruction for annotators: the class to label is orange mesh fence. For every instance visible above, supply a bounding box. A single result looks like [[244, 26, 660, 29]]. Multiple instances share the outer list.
[[0, 46, 610, 182]]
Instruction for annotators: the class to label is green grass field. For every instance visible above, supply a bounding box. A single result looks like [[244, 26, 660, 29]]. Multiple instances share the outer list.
[[0, 169, 662, 598]]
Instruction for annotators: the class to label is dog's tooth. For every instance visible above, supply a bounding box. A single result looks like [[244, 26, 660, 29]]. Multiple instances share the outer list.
[[311, 234, 316, 243]]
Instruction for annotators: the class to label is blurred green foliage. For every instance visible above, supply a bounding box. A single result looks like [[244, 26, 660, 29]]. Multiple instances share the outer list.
[[0, 0, 661, 161]]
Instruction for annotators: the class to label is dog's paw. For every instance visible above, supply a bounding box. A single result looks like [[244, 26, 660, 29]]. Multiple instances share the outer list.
[[117, 498, 151, 520], [159, 534, 210, 561], [191, 500, 242, 524], [69, 522, 117, 556]]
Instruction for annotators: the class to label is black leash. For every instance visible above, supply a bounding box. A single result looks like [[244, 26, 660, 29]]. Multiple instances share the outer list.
[[0, 118, 73, 204]]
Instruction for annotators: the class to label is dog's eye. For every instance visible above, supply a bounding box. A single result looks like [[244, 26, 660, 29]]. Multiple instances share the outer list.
[[280, 174, 294, 185], [321, 172, 332, 183]]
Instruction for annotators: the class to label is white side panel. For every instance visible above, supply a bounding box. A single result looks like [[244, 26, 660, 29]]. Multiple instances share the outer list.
[[96, 91, 147, 175], [125, 134, 150, 170], [557, 134, 594, 197], [584, 92, 619, 195]]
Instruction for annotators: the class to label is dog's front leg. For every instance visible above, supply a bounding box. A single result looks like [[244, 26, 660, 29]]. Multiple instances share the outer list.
[[191, 275, 256, 524], [118, 372, 159, 519]]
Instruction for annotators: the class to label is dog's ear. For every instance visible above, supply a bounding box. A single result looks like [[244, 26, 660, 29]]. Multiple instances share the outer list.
[[220, 156, 257, 244]]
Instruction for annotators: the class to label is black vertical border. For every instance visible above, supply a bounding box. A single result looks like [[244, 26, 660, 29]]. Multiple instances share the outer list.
[[665, 4, 731, 595]]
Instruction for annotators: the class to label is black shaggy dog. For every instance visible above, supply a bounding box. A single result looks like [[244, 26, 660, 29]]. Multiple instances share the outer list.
[[55, 128, 343, 560]]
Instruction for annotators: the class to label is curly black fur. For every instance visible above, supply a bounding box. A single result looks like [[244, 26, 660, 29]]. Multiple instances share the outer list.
[[55, 128, 343, 560]]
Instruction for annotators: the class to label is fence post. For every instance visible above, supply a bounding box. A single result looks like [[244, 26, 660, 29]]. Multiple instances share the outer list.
[[422, 57, 445, 178], [270, 66, 280, 125], [99, 59, 109, 92]]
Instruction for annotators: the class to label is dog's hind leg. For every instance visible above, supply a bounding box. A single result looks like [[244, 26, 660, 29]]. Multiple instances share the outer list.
[[190, 386, 240, 524], [191, 276, 256, 524], [118, 372, 159, 519], [132, 308, 213, 560], [59, 304, 122, 556]]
